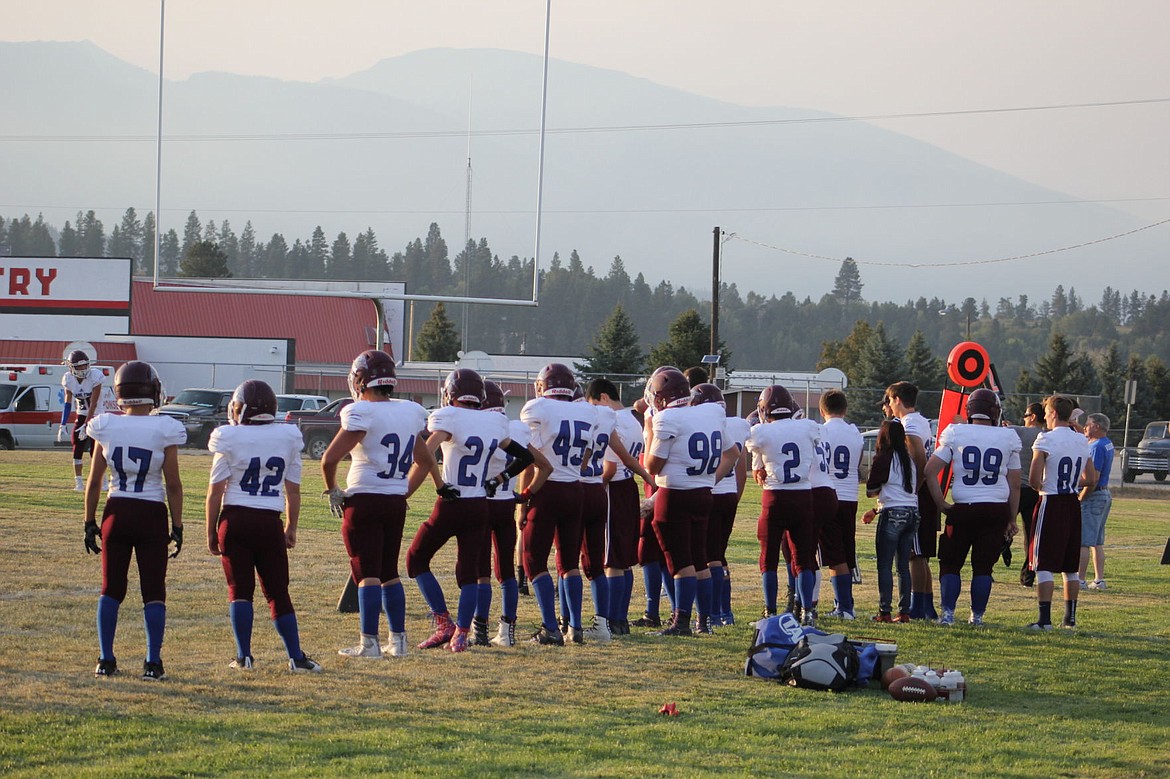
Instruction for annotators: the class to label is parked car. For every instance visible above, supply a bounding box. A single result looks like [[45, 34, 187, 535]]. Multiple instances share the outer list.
[[1123, 421, 1169, 482], [157, 388, 233, 448], [296, 397, 353, 459], [276, 394, 330, 422]]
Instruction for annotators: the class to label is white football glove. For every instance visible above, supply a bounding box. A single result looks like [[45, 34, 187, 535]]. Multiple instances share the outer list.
[[57, 425, 68, 443], [76, 425, 87, 442], [324, 487, 348, 518]]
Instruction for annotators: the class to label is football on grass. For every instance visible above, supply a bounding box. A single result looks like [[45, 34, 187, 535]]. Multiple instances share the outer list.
[[888, 676, 937, 702], [881, 665, 911, 690]]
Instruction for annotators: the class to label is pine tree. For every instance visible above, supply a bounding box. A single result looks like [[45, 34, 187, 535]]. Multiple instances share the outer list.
[[855, 322, 904, 390], [1051, 285, 1068, 319], [1145, 357, 1170, 422], [218, 220, 239, 274], [179, 240, 231, 278], [238, 221, 256, 277], [79, 210, 106, 257], [1032, 332, 1075, 394], [424, 222, 451, 291], [1097, 344, 1126, 421], [141, 211, 156, 275], [160, 229, 181, 275], [817, 320, 874, 381], [414, 302, 460, 361], [330, 232, 352, 279], [647, 309, 710, 371], [832, 257, 863, 306], [306, 226, 329, 279], [181, 210, 202, 258], [58, 220, 80, 257], [576, 304, 644, 376], [903, 329, 944, 391]]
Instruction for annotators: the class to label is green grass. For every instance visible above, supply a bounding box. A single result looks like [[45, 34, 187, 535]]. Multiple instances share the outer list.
[[1, 450, 1168, 778]]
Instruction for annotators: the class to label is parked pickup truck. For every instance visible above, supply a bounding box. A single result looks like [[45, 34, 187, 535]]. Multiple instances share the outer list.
[[157, 388, 233, 448], [296, 397, 352, 459], [1122, 421, 1169, 483]]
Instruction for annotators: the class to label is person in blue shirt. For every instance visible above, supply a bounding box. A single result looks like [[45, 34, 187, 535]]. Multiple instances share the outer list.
[[1078, 413, 1114, 591]]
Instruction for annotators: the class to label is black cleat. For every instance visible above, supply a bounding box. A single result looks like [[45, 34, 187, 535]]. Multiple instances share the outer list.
[[529, 626, 565, 646], [94, 658, 118, 677], [141, 660, 166, 681], [632, 613, 661, 628]]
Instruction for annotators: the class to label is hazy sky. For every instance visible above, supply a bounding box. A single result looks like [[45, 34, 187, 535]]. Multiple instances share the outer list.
[[5, 1, 1169, 222]]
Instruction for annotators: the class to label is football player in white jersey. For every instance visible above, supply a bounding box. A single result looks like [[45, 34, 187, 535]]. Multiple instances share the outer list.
[[586, 378, 657, 636], [884, 381, 939, 621], [322, 350, 438, 660], [925, 389, 1022, 626], [644, 368, 726, 636], [61, 349, 106, 491], [475, 380, 551, 648], [818, 389, 864, 620], [1027, 395, 1097, 630], [577, 385, 652, 641], [691, 383, 746, 631], [407, 369, 534, 653], [747, 385, 823, 626], [205, 380, 321, 673], [520, 363, 597, 645], [82, 361, 185, 680]]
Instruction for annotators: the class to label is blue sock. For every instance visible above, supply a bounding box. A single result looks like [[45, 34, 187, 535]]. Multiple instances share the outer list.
[[382, 581, 406, 634], [661, 568, 676, 609], [96, 595, 119, 661], [565, 574, 584, 629], [533, 575, 558, 631], [456, 584, 477, 629], [675, 576, 697, 616], [762, 570, 778, 613], [359, 584, 381, 636], [501, 578, 519, 621], [475, 582, 492, 621], [589, 577, 609, 618], [940, 574, 962, 612], [414, 572, 448, 617], [229, 600, 254, 658], [606, 574, 626, 623], [143, 602, 165, 664], [722, 571, 733, 615], [642, 563, 661, 618], [273, 612, 302, 660], [558, 577, 570, 622], [709, 567, 726, 616], [832, 573, 854, 613], [970, 575, 993, 615], [798, 570, 816, 611], [623, 570, 635, 618], [924, 593, 938, 620], [909, 592, 924, 619], [696, 576, 714, 619]]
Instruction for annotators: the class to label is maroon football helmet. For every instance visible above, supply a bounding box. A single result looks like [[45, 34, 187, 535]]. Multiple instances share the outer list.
[[65, 349, 91, 379], [536, 363, 576, 399], [348, 350, 397, 400], [643, 365, 679, 407], [649, 368, 691, 411], [965, 388, 1002, 424], [758, 385, 799, 420], [443, 368, 486, 408], [484, 380, 507, 412], [114, 361, 164, 408], [229, 379, 278, 425], [690, 382, 725, 408]]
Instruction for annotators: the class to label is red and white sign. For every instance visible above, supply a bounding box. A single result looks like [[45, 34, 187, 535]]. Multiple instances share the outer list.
[[1, 257, 131, 341]]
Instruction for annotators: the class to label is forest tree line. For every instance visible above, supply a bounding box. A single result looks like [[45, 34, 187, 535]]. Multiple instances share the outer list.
[[3, 208, 1168, 435]]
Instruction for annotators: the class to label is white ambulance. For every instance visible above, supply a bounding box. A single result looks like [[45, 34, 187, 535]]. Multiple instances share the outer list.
[[0, 363, 115, 450]]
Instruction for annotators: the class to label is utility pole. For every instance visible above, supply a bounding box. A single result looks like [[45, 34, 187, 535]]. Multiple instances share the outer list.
[[711, 226, 721, 357]]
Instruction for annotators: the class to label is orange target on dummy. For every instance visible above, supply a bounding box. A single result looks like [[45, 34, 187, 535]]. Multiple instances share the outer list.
[[946, 341, 990, 388]]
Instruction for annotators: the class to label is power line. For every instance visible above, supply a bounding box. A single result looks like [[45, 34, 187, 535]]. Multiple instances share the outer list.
[[3, 197, 1169, 217], [2, 97, 1168, 143], [728, 216, 1170, 269]]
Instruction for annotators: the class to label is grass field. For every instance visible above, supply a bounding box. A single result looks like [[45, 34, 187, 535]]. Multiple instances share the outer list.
[[2, 450, 1168, 778]]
